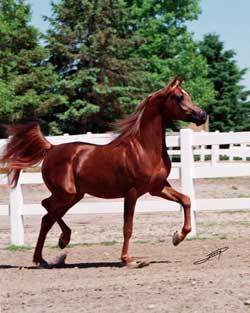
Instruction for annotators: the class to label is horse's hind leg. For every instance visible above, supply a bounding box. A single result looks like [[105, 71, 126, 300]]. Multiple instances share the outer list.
[[33, 213, 56, 265], [33, 194, 83, 265]]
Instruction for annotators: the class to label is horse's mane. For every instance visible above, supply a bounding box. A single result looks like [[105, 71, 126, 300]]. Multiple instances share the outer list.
[[112, 95, 151, 142], [111, 77, 179, 145]]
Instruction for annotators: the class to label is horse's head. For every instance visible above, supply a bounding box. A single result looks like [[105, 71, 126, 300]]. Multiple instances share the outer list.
[[154, 77, 207, 126]]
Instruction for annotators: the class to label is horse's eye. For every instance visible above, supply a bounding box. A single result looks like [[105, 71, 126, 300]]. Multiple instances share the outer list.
[[176, 94, 184, 102]]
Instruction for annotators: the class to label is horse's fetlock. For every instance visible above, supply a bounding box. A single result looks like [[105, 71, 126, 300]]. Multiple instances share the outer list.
[[183, 225, 192, 234]]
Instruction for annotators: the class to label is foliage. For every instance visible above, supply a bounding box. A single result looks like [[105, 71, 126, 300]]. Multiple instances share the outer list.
[[127, 0, 214, 107], [44, 0, 144, 134], [199, 33, 250, 131], [44, 0, 214, 133], [0, 0, 61, 136], [3, 1, 248, 134]]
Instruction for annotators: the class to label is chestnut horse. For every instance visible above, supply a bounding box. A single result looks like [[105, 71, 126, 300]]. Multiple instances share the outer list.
[[0, 78, 206, 266]]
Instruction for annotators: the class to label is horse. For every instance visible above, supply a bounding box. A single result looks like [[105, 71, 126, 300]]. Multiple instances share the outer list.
[[0, 77, 207, 267]]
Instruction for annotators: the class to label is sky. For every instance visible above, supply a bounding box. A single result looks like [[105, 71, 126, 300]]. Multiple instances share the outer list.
[[27, 0, 250, 89]]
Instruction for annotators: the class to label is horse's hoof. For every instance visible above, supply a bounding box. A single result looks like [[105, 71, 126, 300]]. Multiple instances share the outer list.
[[126, 261, 150, 269], [121, 255, 134, 264], [58, 238, 67, 249], [172, 231, 181, 246], [38, 261, 52, 269]]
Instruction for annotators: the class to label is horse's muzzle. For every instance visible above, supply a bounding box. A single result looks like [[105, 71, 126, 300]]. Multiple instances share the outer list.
[[188, 110, 207, 126]]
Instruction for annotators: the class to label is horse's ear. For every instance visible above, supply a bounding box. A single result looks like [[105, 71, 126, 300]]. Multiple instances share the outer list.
[[167, 76, 181, 90]]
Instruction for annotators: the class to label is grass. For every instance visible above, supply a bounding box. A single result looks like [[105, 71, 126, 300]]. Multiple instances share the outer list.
[[220, 209, 250, 214], [101, 240, 117, 246], [232, 221, 250, 227], [3, 241, 118, 251], [4, 244, 32, 251], [49, 241, 118, 249], [186, 234, 227, 241], [186, 235, 209, 241], [136, 240, 148, 244]]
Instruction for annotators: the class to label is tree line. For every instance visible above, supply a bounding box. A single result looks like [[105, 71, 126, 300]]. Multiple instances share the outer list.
[[0, 0, 249, 137]]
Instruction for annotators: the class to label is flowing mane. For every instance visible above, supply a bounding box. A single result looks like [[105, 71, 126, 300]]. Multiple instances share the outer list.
[[112, 77, 179, 144], [113, 95, 151, 141]]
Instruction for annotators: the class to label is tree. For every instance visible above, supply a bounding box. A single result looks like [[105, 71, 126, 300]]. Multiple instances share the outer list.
[[126, 0, 214, 104], [44, 0, 144, 134], [0, 0, 61, 136], [199, 33, 250, 131], [45, 0, 214, 134]]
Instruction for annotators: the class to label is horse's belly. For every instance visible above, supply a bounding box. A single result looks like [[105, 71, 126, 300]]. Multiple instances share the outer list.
[[75, 168, 132, 198]]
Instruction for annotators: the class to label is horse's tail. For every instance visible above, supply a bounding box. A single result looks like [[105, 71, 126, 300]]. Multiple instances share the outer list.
[[0, 123, 52, 188]]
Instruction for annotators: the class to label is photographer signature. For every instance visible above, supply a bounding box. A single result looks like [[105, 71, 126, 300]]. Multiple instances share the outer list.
[[193, 246, 229, 265]]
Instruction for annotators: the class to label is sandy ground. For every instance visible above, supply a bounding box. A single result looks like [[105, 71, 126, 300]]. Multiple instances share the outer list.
[[0, 177, 250, 313]]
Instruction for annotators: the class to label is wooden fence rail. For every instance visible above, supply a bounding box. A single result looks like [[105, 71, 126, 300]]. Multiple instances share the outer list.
[[0, 129, 250, 245]]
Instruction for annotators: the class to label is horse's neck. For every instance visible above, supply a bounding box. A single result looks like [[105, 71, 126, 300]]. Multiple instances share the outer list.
[[138, 104, 166, 158]]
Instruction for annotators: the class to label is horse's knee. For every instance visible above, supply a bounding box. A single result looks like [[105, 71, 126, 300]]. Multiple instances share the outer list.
[[41, 198, 55, 215]]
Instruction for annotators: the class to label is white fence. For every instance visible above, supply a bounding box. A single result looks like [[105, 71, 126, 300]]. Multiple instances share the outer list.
[[0, 129, 250, 245]]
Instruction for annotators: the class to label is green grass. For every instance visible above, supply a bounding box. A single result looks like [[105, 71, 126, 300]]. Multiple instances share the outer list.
[[4, 244, 32, 251], [186, 236, 209, 241], [49, 241, 118, 249], [186, 234, 228, 241], [101, 240, 117, 246], [220, 210, 250, 214], [217, 235, 227, 240], [136, 240, 148, 244], [232, 221, 250, 227], [49, 242, 97, 249]]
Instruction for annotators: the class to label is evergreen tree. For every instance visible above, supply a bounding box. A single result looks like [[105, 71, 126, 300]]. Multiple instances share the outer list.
[[199, 33, 250, 131], [45, 0, 214, 134], [0, 0, 61, 136], [44, 0, 143, 134]]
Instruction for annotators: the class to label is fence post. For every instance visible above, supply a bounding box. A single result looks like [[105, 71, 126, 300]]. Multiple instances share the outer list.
[[9, 176, 24, 245], [200, 130, 205, 162], [180, 129, 197, 238], [241, 143, 246, 161], [212, 130, 219, 165]]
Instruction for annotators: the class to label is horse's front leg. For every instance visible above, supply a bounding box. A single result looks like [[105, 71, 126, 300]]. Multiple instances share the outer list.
[[121, 188, 137, 264], [150, 182, 192, 245]]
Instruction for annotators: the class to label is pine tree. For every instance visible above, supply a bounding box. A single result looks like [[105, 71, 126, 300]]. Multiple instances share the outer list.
[[0, 0, 61, 136], [199, 33, 250, 131], [44, 0, 143, 134]]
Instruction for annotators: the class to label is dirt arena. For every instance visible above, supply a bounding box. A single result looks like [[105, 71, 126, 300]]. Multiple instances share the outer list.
[[0, 177, 250, 313]]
